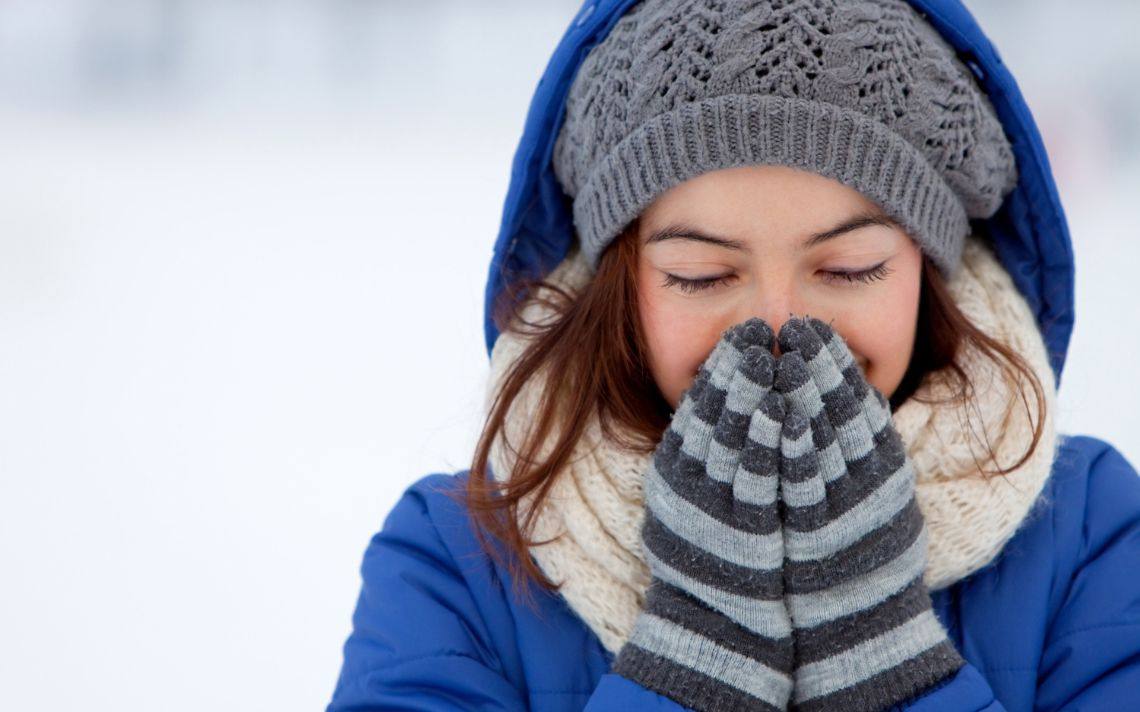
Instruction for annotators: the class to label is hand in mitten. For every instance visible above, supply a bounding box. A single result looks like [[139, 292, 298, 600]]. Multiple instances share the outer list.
[[772, 316, 965, 712], [612, 317, 794, 712]]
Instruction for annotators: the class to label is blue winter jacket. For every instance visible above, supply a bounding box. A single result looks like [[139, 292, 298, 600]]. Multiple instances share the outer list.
[[326, 1, 1140, 709]]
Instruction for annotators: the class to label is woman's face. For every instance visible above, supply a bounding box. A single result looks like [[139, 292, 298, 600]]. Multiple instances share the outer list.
[[636, 164, 923, 411]]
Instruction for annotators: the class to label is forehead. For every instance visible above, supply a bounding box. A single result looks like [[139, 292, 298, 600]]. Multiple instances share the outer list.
[[644, 165, 877, 220], [639, 165, 893, 251]]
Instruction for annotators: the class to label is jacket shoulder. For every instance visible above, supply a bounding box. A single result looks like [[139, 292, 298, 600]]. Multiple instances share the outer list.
[[1047, 433, 1139, 568], [1045, 434, 1140, 628], [397, 470, 469, 531], [326, 470, 529, 710], [1050, 433, 1140, 519], [370, 469, 506, 602], [1027, 434, 1140, 707], [395, 469, 498, 570]]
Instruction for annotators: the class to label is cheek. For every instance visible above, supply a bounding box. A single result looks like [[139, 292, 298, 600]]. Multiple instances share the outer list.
[[842, 262, 922, 398], [849, 319, 915, 399], [638, 277, 722, 409]]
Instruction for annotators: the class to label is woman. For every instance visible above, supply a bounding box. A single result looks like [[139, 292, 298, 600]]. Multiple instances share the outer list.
[[326, 0, 1140, 709]]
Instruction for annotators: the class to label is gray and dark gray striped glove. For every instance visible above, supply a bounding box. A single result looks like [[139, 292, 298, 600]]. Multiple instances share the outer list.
[[612, 317, 794, 712], [772, 316, 965, 712]]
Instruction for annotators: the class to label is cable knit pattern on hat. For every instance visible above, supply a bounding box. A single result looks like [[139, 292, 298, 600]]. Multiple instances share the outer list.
[[485, 234, 1058, 656], [552, 0, 1018, 278]]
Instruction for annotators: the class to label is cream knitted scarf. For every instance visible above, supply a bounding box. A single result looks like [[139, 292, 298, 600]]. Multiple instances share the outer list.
[[485, 235, 1059, 655]]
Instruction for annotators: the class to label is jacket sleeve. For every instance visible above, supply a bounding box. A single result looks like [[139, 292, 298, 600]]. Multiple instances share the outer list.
[[1034, 441, 1140, 710], [896, 663, 1007, 711], [584, 663, 1004, 711], [584, 674, 703, 710], [325, 475, 695, 711]]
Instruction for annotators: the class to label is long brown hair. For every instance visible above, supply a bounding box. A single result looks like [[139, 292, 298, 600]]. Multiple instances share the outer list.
[[448, 218, 1047, 612]]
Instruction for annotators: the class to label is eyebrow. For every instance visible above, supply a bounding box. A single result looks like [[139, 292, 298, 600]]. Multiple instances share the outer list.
[[644, 210, 897, 252]]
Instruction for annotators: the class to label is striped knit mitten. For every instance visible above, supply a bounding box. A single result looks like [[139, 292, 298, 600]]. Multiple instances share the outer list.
[[772, 316, 965, 712], [612, 317, 794, 712]]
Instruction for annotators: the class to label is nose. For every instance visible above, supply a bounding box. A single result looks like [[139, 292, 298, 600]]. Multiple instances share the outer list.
[[736, 288, 810, 357]]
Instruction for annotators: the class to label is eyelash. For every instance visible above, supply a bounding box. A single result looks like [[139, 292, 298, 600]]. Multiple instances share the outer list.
[[661, 262, 893, 293]]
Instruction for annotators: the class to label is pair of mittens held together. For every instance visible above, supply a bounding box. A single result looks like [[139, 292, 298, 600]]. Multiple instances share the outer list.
[[611, 316, 965, 712]]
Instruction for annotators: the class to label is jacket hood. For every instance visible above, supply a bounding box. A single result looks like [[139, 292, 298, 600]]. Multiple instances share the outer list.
[[482, 0, 1075, 391]]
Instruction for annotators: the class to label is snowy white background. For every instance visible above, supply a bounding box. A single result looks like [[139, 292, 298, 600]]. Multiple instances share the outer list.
[[1, 1, 1137, 709]]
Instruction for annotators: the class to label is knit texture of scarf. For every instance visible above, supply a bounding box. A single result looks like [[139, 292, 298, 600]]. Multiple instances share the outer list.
[[485, 235, 1059, 655]]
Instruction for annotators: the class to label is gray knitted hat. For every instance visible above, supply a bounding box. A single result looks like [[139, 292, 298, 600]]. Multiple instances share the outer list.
[[552, 0, 1019, 279]]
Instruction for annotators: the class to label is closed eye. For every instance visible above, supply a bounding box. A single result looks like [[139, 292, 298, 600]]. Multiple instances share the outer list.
[[819, 261, 893, 285], [659, 272, 735, 294], [661, 261, 893, 293]]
